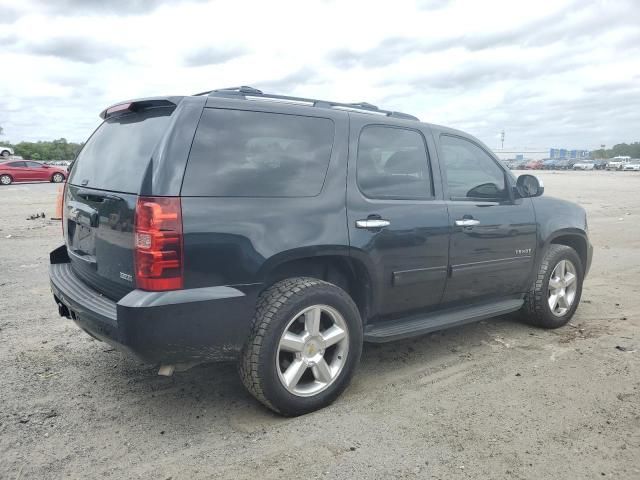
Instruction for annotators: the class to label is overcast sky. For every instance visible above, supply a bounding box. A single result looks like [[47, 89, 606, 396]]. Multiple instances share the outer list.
[[0, 0, 638, 149]]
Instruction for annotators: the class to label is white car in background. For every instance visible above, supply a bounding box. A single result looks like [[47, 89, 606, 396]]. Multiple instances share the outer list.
[[606, 157, 630, 170], [573, 160, 595, 170], [622, 160, 640, 171], [0, 146, 14, 158]]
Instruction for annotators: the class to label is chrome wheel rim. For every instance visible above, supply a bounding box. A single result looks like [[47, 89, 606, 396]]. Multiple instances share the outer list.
[[53, 174, 63, 182], [548, 259, 578, 316], [0, 175, 10, 185], [276, 305, 349, 397]]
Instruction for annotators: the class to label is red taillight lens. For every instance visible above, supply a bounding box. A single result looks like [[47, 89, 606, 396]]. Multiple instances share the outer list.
[[134, 196, 184, 291], [105, 103, 132, 116]]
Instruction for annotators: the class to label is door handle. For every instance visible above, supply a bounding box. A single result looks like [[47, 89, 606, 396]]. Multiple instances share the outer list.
[[455, 219, 480, 227], [356, 219, 391, 229]]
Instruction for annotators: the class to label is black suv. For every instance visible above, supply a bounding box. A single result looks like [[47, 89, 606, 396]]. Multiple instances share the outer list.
[[50, 86, 592, 415]]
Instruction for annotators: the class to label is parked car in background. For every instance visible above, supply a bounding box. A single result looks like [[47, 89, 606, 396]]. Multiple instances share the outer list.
[[606, 157, 630, 170], [573, 160, 595, 170], [43, 160, 73, 170], [503, 159, 522, 170], [566, 159, 580, 169], [0, 160, 67, 185], [503, 159, 528, 170], [543, 159, 558, 169], [1, 146, 14, 158], [592, 159, 607, 170], [554, 159, 571, 170], [525, 160, 544, 170], [622, 160, 640, 171]]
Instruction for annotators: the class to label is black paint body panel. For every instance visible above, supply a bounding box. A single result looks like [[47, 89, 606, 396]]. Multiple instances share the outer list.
[[49, 93, 593, 365], [50, 249, 258, 363]]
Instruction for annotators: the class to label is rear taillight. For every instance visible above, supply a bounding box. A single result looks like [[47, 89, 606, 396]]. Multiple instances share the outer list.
[[134, 196, 184, 291]]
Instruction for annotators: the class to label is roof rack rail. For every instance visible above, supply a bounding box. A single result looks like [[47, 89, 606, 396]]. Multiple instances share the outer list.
[[194, 86, 419, 121]]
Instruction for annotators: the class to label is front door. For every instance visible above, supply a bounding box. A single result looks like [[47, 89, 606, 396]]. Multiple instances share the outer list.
[[436, 134, 537, 304], [25, 161, 49, 181], [347, 119, 450, 318]]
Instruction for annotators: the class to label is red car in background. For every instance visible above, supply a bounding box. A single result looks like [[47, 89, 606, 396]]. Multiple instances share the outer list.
[[524, 160, 544, 170], [0, 160, 67, 185]]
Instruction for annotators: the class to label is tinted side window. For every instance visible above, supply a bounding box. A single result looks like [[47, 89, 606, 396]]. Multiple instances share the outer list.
[[357, 126, 432, 199], [183, 109, 335, 197], [440, 135, 507, 200], [26, 161, 43, 168], [8, 161, 26, 167]]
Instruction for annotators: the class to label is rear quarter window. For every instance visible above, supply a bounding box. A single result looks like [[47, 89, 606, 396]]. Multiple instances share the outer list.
[[182, 109, 335, 197]]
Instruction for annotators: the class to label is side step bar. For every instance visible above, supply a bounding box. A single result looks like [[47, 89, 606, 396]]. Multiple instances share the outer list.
[[364, 299, 523, 343]]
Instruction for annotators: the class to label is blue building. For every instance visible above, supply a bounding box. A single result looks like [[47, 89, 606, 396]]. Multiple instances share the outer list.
[[550, 148, 589, 159]]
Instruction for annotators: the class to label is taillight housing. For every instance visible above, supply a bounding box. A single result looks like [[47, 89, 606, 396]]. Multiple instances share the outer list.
[[134, 196, 184, 291]]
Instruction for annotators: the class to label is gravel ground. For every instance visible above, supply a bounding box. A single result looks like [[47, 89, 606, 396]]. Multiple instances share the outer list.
[[1, 172, 639, 479]]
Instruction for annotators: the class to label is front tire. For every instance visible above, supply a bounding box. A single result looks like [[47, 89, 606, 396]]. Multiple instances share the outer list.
[[239, 277, 363, 416], [51, 173, 65, 183], [521, 244, 583, 328], [0, 174, 12, 185]]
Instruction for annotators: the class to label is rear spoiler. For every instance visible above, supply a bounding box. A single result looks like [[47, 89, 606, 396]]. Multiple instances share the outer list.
[[99, 97, 183, 119]]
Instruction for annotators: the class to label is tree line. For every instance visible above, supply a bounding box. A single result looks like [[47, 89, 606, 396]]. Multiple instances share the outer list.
[[1, 137, 84, 161], [590, 142, 640, 159]]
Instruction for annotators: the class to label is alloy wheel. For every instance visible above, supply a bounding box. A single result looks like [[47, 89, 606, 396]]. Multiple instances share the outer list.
[[548, 259, 578, 316], [276, 304, 349, 397]]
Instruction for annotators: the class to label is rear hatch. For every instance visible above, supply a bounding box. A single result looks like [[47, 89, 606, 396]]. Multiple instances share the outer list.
[[65, 103, 176, 300]]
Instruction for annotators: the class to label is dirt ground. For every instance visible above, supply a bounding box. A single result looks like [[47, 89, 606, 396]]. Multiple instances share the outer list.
[[1, 171, 639, 479]]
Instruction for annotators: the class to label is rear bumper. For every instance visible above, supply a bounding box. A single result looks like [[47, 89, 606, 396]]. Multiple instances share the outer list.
[[49, 245, 259, 364]]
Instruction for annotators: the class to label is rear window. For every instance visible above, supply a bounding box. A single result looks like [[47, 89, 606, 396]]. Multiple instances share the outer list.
[[69, 108, 174, 193], [182, 109, 334, 197]]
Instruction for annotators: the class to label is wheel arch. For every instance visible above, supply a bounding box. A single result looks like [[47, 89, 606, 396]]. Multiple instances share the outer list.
[[257, 249, 374, 324], [546, 230, 589, 272]]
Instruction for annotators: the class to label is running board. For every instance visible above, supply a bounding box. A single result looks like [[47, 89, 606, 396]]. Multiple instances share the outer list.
[[364, 299, 523, 343]]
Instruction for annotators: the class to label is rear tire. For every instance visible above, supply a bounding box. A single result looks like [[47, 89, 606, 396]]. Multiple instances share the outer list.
[[1, 150, 10, 158], [521, 244, 583, 328], [51, 173, 65, 183], [239, 277, 363, 416], [0, 174, 12, 185]]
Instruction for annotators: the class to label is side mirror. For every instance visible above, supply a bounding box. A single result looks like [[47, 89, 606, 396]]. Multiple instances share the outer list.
[[516, 174, 544, 198]]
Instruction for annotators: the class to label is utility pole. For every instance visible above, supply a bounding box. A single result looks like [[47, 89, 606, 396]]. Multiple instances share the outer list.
[[500, 130, 505, 149]]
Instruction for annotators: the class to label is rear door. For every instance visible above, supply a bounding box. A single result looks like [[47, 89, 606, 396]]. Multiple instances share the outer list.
[[6, 161, 29, 181], [347, 117, 449, 318], [65, 105, 177, 300], [436, 133, 537, 304]]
